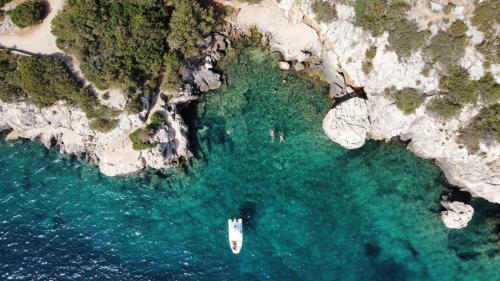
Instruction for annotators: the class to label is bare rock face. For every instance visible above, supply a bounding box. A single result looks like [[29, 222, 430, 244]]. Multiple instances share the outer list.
[[193, 66, 222, 92], [441, 201, 474, 229], [0, 100, 190, 176], [322, 97, 369, 149]]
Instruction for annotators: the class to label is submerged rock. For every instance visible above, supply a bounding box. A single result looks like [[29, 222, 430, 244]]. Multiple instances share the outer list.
[[322, 97, 369, 149], [441, 201, 474, 229]]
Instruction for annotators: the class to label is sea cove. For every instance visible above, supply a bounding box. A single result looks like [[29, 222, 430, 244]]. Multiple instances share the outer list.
[[1, 47, 498, 280]]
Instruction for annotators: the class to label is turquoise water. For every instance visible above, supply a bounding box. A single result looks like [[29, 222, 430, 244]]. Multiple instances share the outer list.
[[1, 47, 499, 280]]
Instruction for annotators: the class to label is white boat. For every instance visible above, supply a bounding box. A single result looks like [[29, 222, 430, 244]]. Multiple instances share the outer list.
[[228, 218, 243, 254]]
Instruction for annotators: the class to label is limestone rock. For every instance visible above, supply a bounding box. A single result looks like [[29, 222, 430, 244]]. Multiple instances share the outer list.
[[278, 61, 291, 70], [322, 97, 369, 149], [294, 62, 305, 71], [0, 99, 190, 176], [193, 67, 222, 92], [441, 201, 474, 229]]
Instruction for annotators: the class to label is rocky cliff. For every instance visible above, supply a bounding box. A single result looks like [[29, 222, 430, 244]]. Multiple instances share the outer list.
[[0, 99, 190, 176]]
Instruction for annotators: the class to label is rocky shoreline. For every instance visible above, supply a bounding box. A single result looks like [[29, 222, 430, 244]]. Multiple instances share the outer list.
[[1, 0, 498, 229], [233, 1, 499, 210]]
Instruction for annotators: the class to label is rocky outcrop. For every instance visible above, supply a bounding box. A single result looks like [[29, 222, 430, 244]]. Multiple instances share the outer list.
[[193, 66, 222, 92], [440, 201, 474, 229], [0, 99, 190, 176], [322, 97, 369, 149], [234, 1, 500, 205]]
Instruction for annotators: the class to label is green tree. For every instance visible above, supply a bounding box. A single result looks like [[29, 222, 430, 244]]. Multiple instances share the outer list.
[[10, 0, 47, 28]]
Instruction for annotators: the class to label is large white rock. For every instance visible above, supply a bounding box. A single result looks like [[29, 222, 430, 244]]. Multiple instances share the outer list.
[[322, 97, 369, 149], [441, 201, 474, 229]]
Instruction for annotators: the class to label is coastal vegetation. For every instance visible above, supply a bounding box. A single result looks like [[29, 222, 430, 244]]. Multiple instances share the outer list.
[[312, 0, 337, 23], [385, 86, 424, 115], [129, 112, 165, 150], [10, 0, 47, 28], [461, 104, 500, 151], [471, 0, 499, 66], [354, 0, 428, 57], [362, 46, 377, 74], [0, 49, 117, 132], [52, 0, 219, 110], [423, 21, 468, 71]]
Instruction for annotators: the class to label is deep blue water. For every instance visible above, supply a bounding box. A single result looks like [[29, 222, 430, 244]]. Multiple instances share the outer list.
[[0, 47, 499, 280]]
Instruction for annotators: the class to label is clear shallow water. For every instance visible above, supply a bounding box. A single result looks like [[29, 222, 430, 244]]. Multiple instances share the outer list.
[[1, 47, 499, 281]]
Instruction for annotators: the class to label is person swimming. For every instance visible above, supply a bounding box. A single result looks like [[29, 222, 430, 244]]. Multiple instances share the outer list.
[[269, 129, 275, 141], [226, 128, 234, 135], [279, 132, 285, 143]]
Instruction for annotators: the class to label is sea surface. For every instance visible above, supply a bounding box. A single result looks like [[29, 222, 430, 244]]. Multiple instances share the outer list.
[[1, 46, 499, 281]]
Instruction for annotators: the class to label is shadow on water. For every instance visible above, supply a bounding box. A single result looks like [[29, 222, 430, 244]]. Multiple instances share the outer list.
[[239, 201, 257, 231]]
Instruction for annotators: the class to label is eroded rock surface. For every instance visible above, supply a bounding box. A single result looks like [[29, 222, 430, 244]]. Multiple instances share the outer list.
[[0, 100, 190, 176], [322, 97, 369, 149], [441, 201, 474, 229]]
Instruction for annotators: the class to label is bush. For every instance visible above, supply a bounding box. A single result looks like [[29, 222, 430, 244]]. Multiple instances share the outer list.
[[161, 52, 183, 92], [386, 87, 425, 114], [365, 46, 377, 60], [90, 118, 118, 133], [472, 0, 499, 65], [10, 0, 47, 28], [355, 0, 427, 57], [312, 1, 337, 23], [129, 111, 165, 150], [424, 31, 467, 70], [443, 2, 455, 15], [439, 66, 476, 106], [0, 49, 25, 102], [461, 104, 500, 151], [426, 97, 462, 119], [448, 20, 468, 37], [362, 61, 373, 74], [475, 72, 500, 105], [387, 19, 429, 57], [129, 128, 157, 150]]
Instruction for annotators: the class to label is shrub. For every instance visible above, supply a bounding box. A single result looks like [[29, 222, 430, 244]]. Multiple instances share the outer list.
[[365, 46, 377, 60], [439, 66, 476, 105], [421, 63, 432, 77], [362, 61, 373, 74], [448, 20, 468, 37], [312, 1, 337, 23], [475, 72, 500, 105], [161, 52, 182, 92], [443, 2, 455, 15], [471, 0, 499, 33], [424, 31, 467, 70], [387, 19, 429, 57], [129, 128, 157, 150], [472, 1, 499, 65], [0, 49, 25, 102], [90, 118, 118, 133], [354, 0, 426, 57], [426, 97, 462, 119], [129, 111, 165, 150], [386, 87, 425, 114], [10, 0, 47, 28], [461, 104, 500, 151]]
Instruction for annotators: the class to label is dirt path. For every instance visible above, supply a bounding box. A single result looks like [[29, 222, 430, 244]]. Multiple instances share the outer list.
[[0, 0, 65, 55]]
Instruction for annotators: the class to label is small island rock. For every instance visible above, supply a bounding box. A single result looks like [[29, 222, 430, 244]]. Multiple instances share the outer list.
[[440, 201, 474, 229]]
